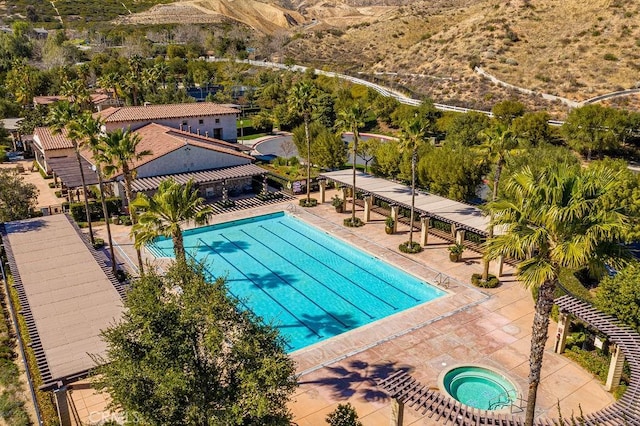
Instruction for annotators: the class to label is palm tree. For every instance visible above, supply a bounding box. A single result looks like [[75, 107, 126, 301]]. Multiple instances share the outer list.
[[485, 164, 630, 426], [77, 114, 118, 276], [97, 72, 121, 104], [287, 80, 317, 203], [97, 129, 152, 273], [131, 178, 213, 263], [398, 116, 427, 248], [48, 101, 96, 245], [476, 124, 519, 281], [336, 102, 367, 224]]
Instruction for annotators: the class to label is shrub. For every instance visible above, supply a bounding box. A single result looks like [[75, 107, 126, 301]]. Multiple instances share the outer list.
[[399, 241, 422, 253], [47, 182, 56, 189], [604, 53, 618, 61], [326, 403, 362, 426], [92, 238, 105, 249], [564, 346, 609, 383], [343, 217, 364, 228], [299, 198, 318, 207], [448, 244, 465, 255], [69, 198, 122, 222], [331, 195, 344, 208], [385, 217, 395, 228], [119, 215, 132, 226], [471, 273, 500, 288]]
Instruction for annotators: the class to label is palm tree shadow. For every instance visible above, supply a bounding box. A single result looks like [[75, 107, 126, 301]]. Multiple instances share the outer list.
[[298, 360, 412, 401]]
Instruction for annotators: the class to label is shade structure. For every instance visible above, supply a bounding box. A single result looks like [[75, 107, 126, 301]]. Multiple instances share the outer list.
[[47, 156, 101, 189]]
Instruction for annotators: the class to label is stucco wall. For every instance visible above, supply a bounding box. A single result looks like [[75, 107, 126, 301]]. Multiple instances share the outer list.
[[135, 145, 251, 178], [104, 114, 238, 142]]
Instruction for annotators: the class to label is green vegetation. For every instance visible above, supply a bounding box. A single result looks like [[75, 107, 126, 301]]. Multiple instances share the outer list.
[[594, 262, 640, 332], [93, 260, 297, 425], [326, 403, 362, 426], [0, 169, 38, 222]]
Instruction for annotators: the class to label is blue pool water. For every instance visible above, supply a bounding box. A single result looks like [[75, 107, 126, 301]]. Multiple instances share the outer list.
[[148, 212, 445, 352], [442, 366, 518, 410]]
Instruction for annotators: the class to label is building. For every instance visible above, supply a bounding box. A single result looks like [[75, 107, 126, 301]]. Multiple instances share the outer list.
[[33, 92, 121, 112], [32, 127, 76, 174], [96, 102, 239, 142]]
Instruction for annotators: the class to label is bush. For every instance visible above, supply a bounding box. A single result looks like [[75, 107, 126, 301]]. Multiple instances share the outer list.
[[299, 198, 318, 207], [119, 215, 132, 226], [604, 53, 618, 61], [564, 346, 609, 383], [399, 241, 422, 253], [92, 238, 105, 249], [471, 273, 500, 288], [343, 217, 364, 228], [69, 198, 122, 222], [326, 403, 362, 426], [47, 182, 56, 189]]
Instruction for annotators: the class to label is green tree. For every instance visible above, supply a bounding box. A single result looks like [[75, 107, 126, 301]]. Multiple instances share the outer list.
[[485, 164, 630, 426], [491, 99, 525, 126], [511, 111, 553, 147], [561, 104, 622, 161], [131, 178, 213, 263], [326, 403, 362, 426], [336, 101, 367, 225], [97, 129, 152, 273], [288, 80, 318, 203], [418, 145, 486, 201], [476, 124, 520, 281], [356, 138, 381, 174], [442, 111, 491, 147], [371, 139, 401, 178], [0, 169, 38, 221], [314, 129, 346, 170], [594, 262, 640, 332], [48, 101, 96, 245], [93, 260, 297, 425]]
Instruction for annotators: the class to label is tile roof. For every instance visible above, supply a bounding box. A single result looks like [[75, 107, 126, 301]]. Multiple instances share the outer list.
[[97, 102, 239, 123], [33, 94, 112, 106], [34, 127, 74, 150], [81, 123, 253, 178]]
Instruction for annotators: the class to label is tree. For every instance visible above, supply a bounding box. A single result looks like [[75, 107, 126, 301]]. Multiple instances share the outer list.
[[594, 262, 640, 332], [561, 104, 621, 161], [288, 80, 318, 203], [371, 139, 401, 178], [442, 111, 491, 147], [476, 124, 520, 281], [314, 129, 346, 170], [93, 259, 297, 425], [399, 116, 428, 248], [131, 178, 213, 263], [97, 129, 152, 273], [485, 164, 630, 426], [336, 101, 367, 225], [48, 101, 96, 245], [326, 403, 362, 426], [511, 111, 553, 147], [491, 100, 525, 126], [356, 138, 380, 174], [0, 169, 38, 221]]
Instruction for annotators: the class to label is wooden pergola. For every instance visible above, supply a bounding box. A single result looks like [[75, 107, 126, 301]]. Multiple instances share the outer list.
[[378, 295, 640, 425]]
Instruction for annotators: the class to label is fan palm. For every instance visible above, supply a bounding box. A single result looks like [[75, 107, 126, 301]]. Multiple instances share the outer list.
[[485, 164, 630, 426], [398, 116, 428, 247], [288, 80, 317, 203], [96, 129, 152, 273], [131, 178, 213, 263], [48, 101, 95, 245], [476, 124, 520, 280], [336, 102, 368, 224]]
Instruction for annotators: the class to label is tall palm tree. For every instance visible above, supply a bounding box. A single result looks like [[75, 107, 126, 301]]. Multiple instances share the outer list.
[[287, 80, 317, 203], [485, 164, 630, 426], [48, 101, 96, 245], [399, 116, 427, 248], [77, 114, 118, 276], [336, 102, 367, 224], [131, 178, 213, 263], [477, 124, 519, 281], [97, 129, 152, 273]]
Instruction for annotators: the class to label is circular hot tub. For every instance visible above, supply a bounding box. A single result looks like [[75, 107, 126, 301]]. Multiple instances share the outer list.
[[439, 365, 519, 411]]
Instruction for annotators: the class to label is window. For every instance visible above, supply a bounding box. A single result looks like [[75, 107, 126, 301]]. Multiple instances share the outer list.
[[182, 120, 188, 126], [215, 118, 220, 124], [198, 119, 204, 125]]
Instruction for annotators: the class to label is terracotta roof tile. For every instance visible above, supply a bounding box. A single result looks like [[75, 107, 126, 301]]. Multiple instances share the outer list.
[[96, 102, 239, 123], [34, 127, 74, 150], [33, 94, 113, 106]]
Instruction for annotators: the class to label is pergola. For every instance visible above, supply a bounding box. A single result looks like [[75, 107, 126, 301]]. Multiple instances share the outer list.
[[378, 295, 640, 425], [47, 156, 101, 202]]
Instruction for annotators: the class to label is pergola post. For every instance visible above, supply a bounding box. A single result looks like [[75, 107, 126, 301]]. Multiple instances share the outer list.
[[319, 178, 327, 203], [390, 204, 399, 234], [455, 229, 465, 245], [451, 223, 456, 239], [390, 398, 405, 426], [363, 193, 373, 222], [420, 214, 430, 246], [341, 186, 349, 205], [605, 343, 626, 391], [554, 312, 570, 354]]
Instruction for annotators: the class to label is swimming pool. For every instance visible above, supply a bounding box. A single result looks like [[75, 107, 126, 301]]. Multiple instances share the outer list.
[[148, 212, 445, 352], [440, 366, 518, 410]]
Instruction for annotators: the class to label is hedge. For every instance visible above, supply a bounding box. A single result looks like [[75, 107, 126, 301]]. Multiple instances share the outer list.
[[68, 198, 122, 222]]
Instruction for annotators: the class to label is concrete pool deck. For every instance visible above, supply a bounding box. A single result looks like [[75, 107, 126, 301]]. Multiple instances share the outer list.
[[101, 190, 614, 425]]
